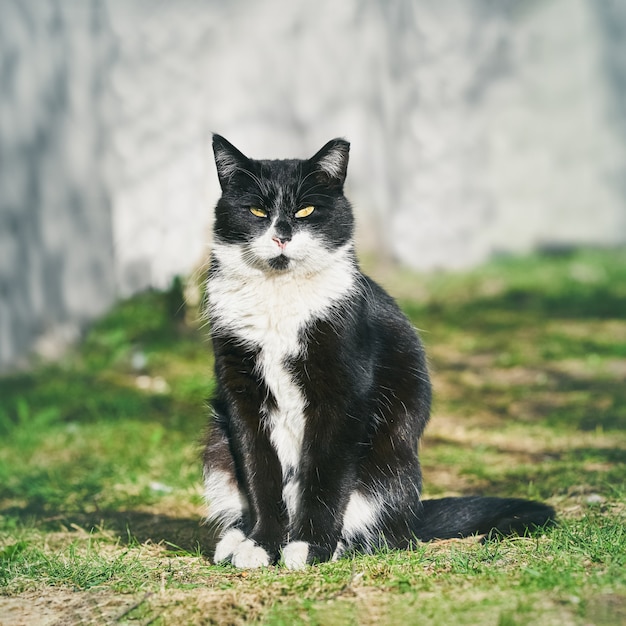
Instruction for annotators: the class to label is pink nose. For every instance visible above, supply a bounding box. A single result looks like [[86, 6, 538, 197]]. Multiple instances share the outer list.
[[272, 236, 288, 250]]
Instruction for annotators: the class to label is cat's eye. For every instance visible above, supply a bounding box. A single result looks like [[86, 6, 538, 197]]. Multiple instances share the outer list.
[[294, 205, 315, 219], [249, 206, 268, 218]]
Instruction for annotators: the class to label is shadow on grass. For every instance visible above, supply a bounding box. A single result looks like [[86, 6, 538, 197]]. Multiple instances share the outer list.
[[428, 284, 626, 324], [421, 440, 626, 501], [439, 365, 626, 431], [462, 445, 626, 500], [1, 502, 219, 557]]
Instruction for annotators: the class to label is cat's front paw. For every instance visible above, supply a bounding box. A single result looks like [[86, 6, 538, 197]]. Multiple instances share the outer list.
[[214, 529, 272, 568], [282, 541, 310, 570], [282, 541, 333, 570], [231, 538, 271, 568], [213, 528, 246, 564]]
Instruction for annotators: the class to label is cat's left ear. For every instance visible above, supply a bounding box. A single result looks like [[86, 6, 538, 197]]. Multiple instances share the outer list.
[[308, 138, 350, 188], [212, 134, 252, 190]]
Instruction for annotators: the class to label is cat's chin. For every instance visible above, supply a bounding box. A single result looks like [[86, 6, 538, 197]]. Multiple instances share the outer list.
[[266, 255, 291, 271]]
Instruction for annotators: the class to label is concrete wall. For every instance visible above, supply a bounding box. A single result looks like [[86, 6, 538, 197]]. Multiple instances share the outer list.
[[1, 0, 625, 370], [0, 0, 116, 369]]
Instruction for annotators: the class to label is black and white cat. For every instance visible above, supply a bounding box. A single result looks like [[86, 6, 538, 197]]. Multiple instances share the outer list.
[[202, 135, 554, 570]]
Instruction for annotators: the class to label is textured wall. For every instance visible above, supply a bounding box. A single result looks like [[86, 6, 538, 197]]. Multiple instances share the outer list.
[[0, 1, 116, 369], [1, 0, 625, 370], [106, 0, 626, 282], [387, 0, 626, 267]]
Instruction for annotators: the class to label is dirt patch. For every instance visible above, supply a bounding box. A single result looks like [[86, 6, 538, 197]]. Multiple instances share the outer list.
[[148, 588, 268, 626], [585, 593, 626, 625], [0, 590, 145, 626]]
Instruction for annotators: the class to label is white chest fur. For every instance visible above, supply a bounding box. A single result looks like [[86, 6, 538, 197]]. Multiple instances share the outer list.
[[208, 242, 356, 345], [208, 242, 357, 507]]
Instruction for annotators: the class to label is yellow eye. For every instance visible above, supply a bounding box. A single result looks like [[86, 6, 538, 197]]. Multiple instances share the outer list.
[[249, 206, 268, 218], [295, 205, 315, 219]]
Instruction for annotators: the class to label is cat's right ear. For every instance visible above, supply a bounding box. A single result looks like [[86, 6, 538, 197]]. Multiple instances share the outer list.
[[212, 134, 251, 190]]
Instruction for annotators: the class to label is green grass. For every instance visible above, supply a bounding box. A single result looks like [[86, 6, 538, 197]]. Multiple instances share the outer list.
[[1, 247, 625, 625]]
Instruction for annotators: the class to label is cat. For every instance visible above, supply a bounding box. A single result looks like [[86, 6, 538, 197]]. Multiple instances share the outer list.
[[202, 134, 555, 570]]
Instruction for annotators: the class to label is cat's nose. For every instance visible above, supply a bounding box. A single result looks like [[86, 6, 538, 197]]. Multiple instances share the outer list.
[[272, 236, 289, 250], [273, 220, 292, 244]]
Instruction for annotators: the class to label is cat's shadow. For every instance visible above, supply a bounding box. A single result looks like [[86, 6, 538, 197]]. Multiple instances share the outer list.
[[95, 509, 219, 556], [3, 505, 219, 557]]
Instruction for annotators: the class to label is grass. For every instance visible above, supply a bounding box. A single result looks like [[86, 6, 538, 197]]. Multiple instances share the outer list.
[[1, 247, 625, 625]]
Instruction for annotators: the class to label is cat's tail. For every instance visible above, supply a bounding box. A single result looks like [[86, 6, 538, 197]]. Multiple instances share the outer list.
[[413, 496, 556, 541]]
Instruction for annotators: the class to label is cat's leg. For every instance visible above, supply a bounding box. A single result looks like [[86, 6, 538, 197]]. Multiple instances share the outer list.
[[281, 448, 358, 569], [206, 373, 289, 568], [282, 493, 350, 569], [282, 488, 383, 569], [203, 420, 250, 563], [205, 469, 251, 564], [227, 430, 287, 567], [205, 427, 282, 568]]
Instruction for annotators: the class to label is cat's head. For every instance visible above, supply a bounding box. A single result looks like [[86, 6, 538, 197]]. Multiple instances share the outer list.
[[211, 134, 354, 275]]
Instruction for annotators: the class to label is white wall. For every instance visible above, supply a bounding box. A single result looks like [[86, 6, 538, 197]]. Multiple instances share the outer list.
[[1, 0, 625, 369]]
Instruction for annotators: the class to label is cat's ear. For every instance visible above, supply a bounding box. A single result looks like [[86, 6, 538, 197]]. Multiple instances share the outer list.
[[308, 138, 350, 188], [212, 134, 251, 190]]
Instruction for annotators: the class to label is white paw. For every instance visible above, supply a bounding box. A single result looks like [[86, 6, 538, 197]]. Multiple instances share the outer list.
[[231, 539, 271, 568], [214, 528, 246, 563], [282, 541, 309, 570]]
